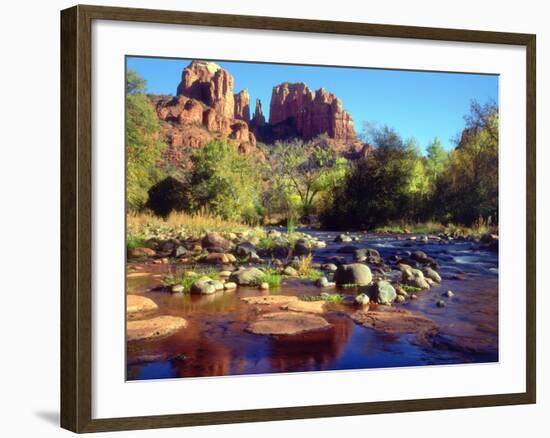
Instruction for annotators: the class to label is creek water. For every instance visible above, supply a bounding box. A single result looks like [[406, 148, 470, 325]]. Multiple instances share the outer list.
[[126, 229, 498, 381]]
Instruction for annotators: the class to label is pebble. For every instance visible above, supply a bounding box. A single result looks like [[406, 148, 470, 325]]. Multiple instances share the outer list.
[[444, 290, 455, 297], [437, 300, 446, 308], [259, 282, 270, 290]]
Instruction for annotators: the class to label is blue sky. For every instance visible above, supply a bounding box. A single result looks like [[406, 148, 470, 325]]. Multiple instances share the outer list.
[[127, 56, 498, 152]]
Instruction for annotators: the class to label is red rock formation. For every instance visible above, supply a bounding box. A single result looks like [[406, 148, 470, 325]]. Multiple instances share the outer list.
[[234, 89, 250, 122], [176, 60, 235, 119], [269, 82, 356, 141], [251, 98, 266, 127]]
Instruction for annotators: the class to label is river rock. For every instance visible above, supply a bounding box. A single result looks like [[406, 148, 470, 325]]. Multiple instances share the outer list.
[[355, 293, 370, 306], [174, 245, 189, 258], [127, 316, 187, 342], [400, 264, 430, 289], [424, 267, 442, 283], [334, 234, 353, 243], [191, 276, 221, 294], [294, 239, 311, 256], [235, 242, 257, 258], [411, 250, 432, 264], [128, 247, 156, 258], [229, 267, 264, 285], [371, 280, 397, 305], [171, 284, 185, 294], [223, 281, 237, 290], [127, 295, 158, 315], [246, 312, 331, 336], [334, 263, 372, 286], [201, 232, 232, 250], [322, 263, 338, 272], [271, 244, 292, 259], [283, 266, 299, 276]]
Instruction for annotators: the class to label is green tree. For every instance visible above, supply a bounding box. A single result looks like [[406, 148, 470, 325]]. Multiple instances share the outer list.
[[126, 70, 166, 210], [147, 176, 190, 218], [434, 101, 498, 225], [321, 126, 421, 229], [425, 137, 448, 185], [187, 140, 260, 222], [126, 69, 147, 95], [267, 136, 349, 218]]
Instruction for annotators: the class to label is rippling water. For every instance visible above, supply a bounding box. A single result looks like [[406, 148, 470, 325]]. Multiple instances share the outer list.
[[127, 230, 498, 380]]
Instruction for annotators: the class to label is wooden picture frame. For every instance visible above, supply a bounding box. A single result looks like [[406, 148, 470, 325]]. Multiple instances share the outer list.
[[60, 4, 536, 433]]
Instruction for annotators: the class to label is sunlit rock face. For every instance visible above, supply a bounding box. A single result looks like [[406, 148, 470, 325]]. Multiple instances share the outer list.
[[269, 82, 356, 141]]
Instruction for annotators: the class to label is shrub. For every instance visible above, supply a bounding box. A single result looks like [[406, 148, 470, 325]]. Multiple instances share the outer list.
[[146, 177, 190, 218]]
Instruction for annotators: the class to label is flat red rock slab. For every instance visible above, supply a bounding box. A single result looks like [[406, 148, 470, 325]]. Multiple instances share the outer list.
[[246, 311, 331, 336], [127, 294, 158, 315], [127, 316, 187, 342], [351, 308, 438, 344]]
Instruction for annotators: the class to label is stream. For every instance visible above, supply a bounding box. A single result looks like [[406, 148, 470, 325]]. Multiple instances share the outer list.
[[127, 229, 498, 380]]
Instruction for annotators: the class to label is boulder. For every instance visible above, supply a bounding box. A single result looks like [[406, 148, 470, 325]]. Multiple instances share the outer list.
[[334, 233, 353, 243], [191, 277, 222, 294], [424, 267, 442, 283], [201, 232, 232, 250], [202, 252, 231, 264], [322, 263, 338, 272], [127, 316, 187, 342], [370, 280, 397, 305], [246, 312, 331, 336], [334, 263, 372, 286], [229, 267, 264, 285], [294, 239, 311, 256], [400, 264, 430, 289], [283, 266, 299, 276], [223, 281, 237, 290]]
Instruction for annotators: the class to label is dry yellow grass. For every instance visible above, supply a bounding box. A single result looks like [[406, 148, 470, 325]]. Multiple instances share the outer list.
[[127, 211, 261, 240]]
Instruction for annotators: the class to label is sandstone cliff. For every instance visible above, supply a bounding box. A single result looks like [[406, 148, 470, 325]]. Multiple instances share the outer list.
[[150, 60, 364, 166], [268, 82, 356, 142], [153, 61, 257, 165]]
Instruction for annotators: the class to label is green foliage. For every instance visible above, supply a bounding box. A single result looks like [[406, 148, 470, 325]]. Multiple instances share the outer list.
[[257, 236, 275, 250], [399, 284, 422, 293], [300, 293, 345, 302], [425, 137, 448, 186], [321, 101, 498, 229], [147, 176, 190, 218], [187, 140, 261, 223], [161, 272, 196, 292], [321, 126, 423, 229], [433, 101, 499, 225], [265, 136, 349, 220], [126, 70, 166, 210], [256, 269, 283, 288], [126, 69, 147, 95], [126, 233, 148, 250]]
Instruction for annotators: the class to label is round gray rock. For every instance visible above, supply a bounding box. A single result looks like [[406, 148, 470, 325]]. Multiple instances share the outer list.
[[334, 263, 372, 286]]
